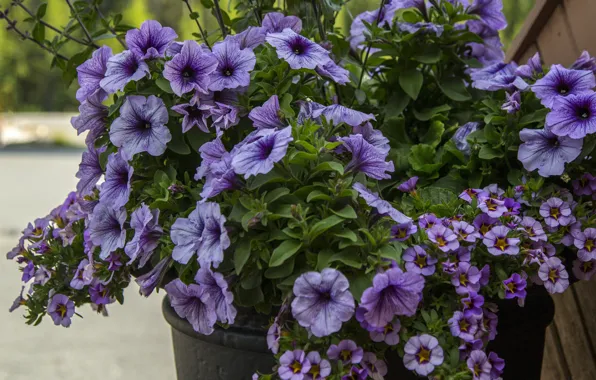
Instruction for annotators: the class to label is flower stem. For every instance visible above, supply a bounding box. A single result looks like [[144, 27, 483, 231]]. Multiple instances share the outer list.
[[310, 0, 326, 41], [248, 0, 262, 25], [181, 0, 211, 49], [64, 0, 100, 48], [93, 5, 127, 49], [212, 0, 228, 38]]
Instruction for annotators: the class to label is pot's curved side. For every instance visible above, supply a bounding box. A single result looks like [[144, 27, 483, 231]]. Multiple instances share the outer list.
[[162, 297, 275, 380]]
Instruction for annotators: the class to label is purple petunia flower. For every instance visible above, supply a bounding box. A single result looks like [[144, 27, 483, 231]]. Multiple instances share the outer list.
[[249, 95, 284, 129], [171, 103, 211, 133], [539, 197, 572, 228], [76, 145, 106, 196], [267, 321, 281, 354], [360, 267, 425, 328], [531, 64, 595, 108], [209, 39, 256, 92], [291, 269, 355, 337], [164, 279, 217, 334], [195, 268, 237, 324], [449, 311, 479, 342], [403, 246, 437, 276], [391, 222, 417, 242], [88, 203, 127, 260], [125, 204, 162, 267], [353, 183, 411, 224], [462, 291, 484, 318], [428, 225, 460, 252], [195, 138, 228, 180], [488, 352, 505, 379], [99, 50, 149, 94], [263, 12, 302, 34], [467, 350, 492, 380], [279, 350, 311, 380], [110, 95, 171, 159], [48, 294, 75, 327], [316, 60, 350, 85], [518, 128, 582, 177], [266, 29, 330, 70], [518, 217, 547, 242], [515, 52, 542, 78], [71, 92, 108, 147], [546, 92, 596, 139], [478, 195, 508, 218], [135, 256, 171, 297], [483, 225, 520, 256], [210, 102, 240, 131], [473, 74, 528, 92], [201, 153, 240, 200], [105, 252, 122, 271], [502, 91, 521, 113], [327, 340, 363, 364], [453, 122, 479, 156], [305, 351, 331, 380], [353, 123, 390, 155], [571, 51, 596, 73], [403, 334, 444, 376], [573, 259, 596, 281], [575, 228, 596, 261], [163, 40, 218, 96], [470, 62, 516, 81], [313, 104, 375, 127], [99, 153, 133, 208], [398, 176, 419, 193], [467, 0, 507, 31], [170, 201, 229, 267], [572, 173, 596, 196], [126, 20, 177, 60], [538, 257, 569, 294], [76, 45, 112, 103], [339, 134, 394, 180], [369, 320, 401, 345], [503, 273, 527, 300], [466, 21, 504, 65], [452, 262, 481, 295], [232, 126, 293, 178], [9, 286, 25, 313], [228, 27, 267, 50]]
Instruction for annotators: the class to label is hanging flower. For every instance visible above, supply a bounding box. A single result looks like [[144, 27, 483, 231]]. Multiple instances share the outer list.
[[228, 27, 267, 49], [88, 204, 127, 260], [209, 39, 256, 91], [452, 122, 479, 156], [135, 256, 171, 297], [518, 217, 547, 242], [312, 105, 375, 127], [531, 64, 595, 108], [361, 352, 388, 379], [403, 334, 444, 376], [428, 225, 460, 252], [467, 0, 507, 31], [71, 92, 108, 146], [571, 51, 596, 72], [466, 350, 492, 380], [369, 319, 401, 345], [266, 29, 330, 70], [305, 351, 331, 380], [99, 153, 133, 208], [75, 145, 106, 196], [353, 183, 411, 224], [47, 294, 75, 327], [125, 204, 163, 267], [503, 273, 527, 300], [163, 40, 218, 96], [518, 128, 582, 177], [573, 259, 596, 280], [574, 228, 596, 261], [488, 352, 505, 379], [539, 197, 572, 228], [483, 226, 520, 256], [195, 268, 237, 324], [210, 102, 240, 131], [315, 61, 350, 85], [76, 45, 112, 102], [462, 291, 484, 318], [164, 279, 217, 334], [126, 20, 177, 60], [515, 52, 542, 78], [353, 123, 390, 155], [502, 91, 521, 113], [448, 311, 479, 342], [100, 50, 150, 94], [451, 262, 481, 295]]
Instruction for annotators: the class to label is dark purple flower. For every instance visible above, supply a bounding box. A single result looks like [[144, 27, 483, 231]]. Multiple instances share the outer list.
[[228, 27, 267, 49], [313, 105, 375, 127], [135, 256, 171, 297], [163, 40, 218, 96], [403, 246, 437, 276], [21, 261, 35, 283], [47, 294, 75, 327], [316, 60, 350, 85], [164, 279, 217, 334], [403, 334, 444, 376], [449, 311, 479, 342], [428, 225, 460, 252], [195, 268, 236, 324], [467, 0, 507, 31], [571, 51, 596, 73], [398, 176, 419, 193], [339, 134, 394, 180], [171, 201, 229, 267], [76, 145, 106, 196], [126, 20, 177, 60], [575, 228, 596, 261], [538, 257, 569, 294], [502, 91, 521, 113], [546, 92, 596, 139], [9, 286, 25, 313], [88, 203, 126, 259], [503, 273, 527, 300], [70, 259, 91, 290], [99, 50, 149, 94], [99, 153, 133, 208], [459, 339, 484, 361], [232, 126, 293, 178], [353, 183, 411, 224], [391, 222, 417, 242], [171, 103, 211, 133], [473, 74, 528, 92], [201, 153, 240, 200], [518, 128, 582, 177], [291, 269, 354, 337], [361, 352, 387, 379], [263, 12, 302, 33], [71, 92, 108, 147], [210, 102, 240, 131], [353, 123, 390, 155], [209, 39, 256, 91], [266, 29, 330, 70], [467, 350, 491, 380], [503, 198, 521, 216], [305, 351, 331, 380], [360, 267, 425, 328], [573, 259, 596, 281], [462, 291, 484, 318], [267, 321, 281, 354], [418, 213, 440, 230], [483, 225, 520, 256], [341, 367, 367, 380], [453, 122, 479, 156], [452, 262, 481, 295], [248, 95, 284, 129], [110, 95, 171, 159], [558, 218, 581, 246], [327, 340, 363, 364], [539, 197, 572, 228], [76, 45, 112, 102], [369, 320, 401, 345], [125, 204, 162, 266], [488, 352, 505, 379], [279, 350, 311, 380], [572, 173, 596, 196], [532, 64, 595, 108], [89, 282, 111, 305]]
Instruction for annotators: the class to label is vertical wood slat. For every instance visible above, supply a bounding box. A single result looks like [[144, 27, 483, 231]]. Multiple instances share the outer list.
[[571, 279, 596, 361], [541, 325, 571, 380], [536, 4, 579, 66], [563, 0, 596, 56]]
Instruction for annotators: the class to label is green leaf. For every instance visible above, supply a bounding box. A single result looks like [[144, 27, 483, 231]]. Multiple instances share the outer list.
[[507, 169, 523, 186], [331, 205, 357, 219], [186, 128, 211, 152], [519, 108, 549, 126], [200, 0, 214, 8], [329, 250, 362, 268], [349, 273, 373, 301], [309, 215, 344, 239], [280, 93, 295, 118], [265, 257, 295, 279], [307, 190, 332, 202], [289, 151, 318, 164], [295, 140, 317, 154], [155, 76, 174, 94], [316, 250, 334, 270], [409, 144, 443, 173], [478, 146, 503, 160], [354, 89, 366, 104], [265, 188, 290, 204], [384, 88, 410, 118], [32, 23, 45, 43], [36, 3, 48, 18], [439, 77, 471, 101], [247, 168, 286, 190], [335, 230, 357, 242], [234, 240, 251, 275], [483, 124, 500, 145], [413, 104, 451, 121], [313, 161, 344, 176], [377, 243, 402, 261], [399, 69, 424, 100], [414, 45, 441, 64], [167, 125, 191, 155], [269, 240, 302, 267], [421, 121, 445, 148], [236, 286, 263, 307]]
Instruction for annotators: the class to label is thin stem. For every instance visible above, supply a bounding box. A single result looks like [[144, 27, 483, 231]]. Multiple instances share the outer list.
[[248, 0, 262, 25], [310, 0, 326, 40], [181, 0, 211, 49], [93, 5, 127, 49], [2, 15, 68, 61], [212, 0, 228, 38], [64, 0, 99, 48]]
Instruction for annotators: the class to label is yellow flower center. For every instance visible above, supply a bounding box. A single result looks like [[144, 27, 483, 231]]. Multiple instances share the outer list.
[[459, 274, 469, 286], [548, 268, 559, 283], [585, 239, 595, 252], [550, 207, 560, 219], [486, 199, 498, 211], [459, 319, 470, 332], [309, 364, 320, 377], [436, 236, 446, 247], [340, 350, 352, 361], [480, 224, 490, 235], [415, 254, 427, 268], [505, 282, 516, 293], [290, 361, 302, 374], [384, 323, 394, 334], [582, 261, 594, 272], [57, 304, 67, 318], [417, 348, 431, 364], [495, 237, 508, 251]]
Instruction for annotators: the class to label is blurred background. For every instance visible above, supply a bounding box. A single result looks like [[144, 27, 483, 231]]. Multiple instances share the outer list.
[[0, 1, 534, 379]]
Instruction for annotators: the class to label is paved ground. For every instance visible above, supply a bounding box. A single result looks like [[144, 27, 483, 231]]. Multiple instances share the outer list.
[[0, 151, 175, 380]]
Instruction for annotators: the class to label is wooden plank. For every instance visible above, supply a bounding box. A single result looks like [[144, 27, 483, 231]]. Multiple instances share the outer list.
[[541, 324, 571, 380], [563, 0, 596, 57], [536, 4, 580, 66], [571, 279, 596, 361], [517, 43, 540, 65], [552, 291, 596, 379]]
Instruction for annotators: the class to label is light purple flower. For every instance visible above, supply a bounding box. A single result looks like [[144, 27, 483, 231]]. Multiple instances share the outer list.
[[572, 173, 596, 196], [403, 245, 437, 276], [249, 95, 284, 129], [515, 52, 542, 78], [232, 126, 293, 178], [571, 51, 596, 73], [33, 265, 51, 286], [391, 222, 417, 242], [263, 12, 302, 33], [209, 39, 256, 91], [539, 197, 572, 228], [538, 257, 569, 294], [89, 282, 111, 305], [339, 134, 394, 180], [483, 225, 520, 256], [110, 95, 171, 159], [47, 294, 75, 327], [467, 350, 492, 380], [453, 122, 479, 156], [316, 60, 350, 85], [21, 261, 35, 283], [452, 221, 478, 243], [449, 311, 479, 342], [76, 145, 106, 196], [279, 350, 311, 380], [201, 153, 240, 200], [327, 340, 363, 364], [210, 102, 240, 131], [125, 204, 162, 267], [462, 291, 484, 318], [360, 267, 425, 328], [532, 64, 595, 108], [361, 352, 388, 379], [353, 122, 390, 155], [9, 286, 25, 313], [478, 195, 508, 218], [403, 334, 444, 376], [76, 45, 112, 102], [471, 62, 516, 81], [71, 92, 108, 147], [88, 203, 127, 260], [99, 50, 149, 93], [473, 74, 528, 92], [466, 21, 504, 65], [305, 351, 331, 380], [467, 0, 507, 31], [195, 138, 228, 180], [135, 256, 171, 297], [398, 176, 419, 192], [126, 20, 177, 60], [575, 228, 596, 261], [266, 29, 330, 70], [70, 259, 91, 290], [518, 217, 547, 242], [195, 268, 236, 324], [369, 320, 401, 345], [99, 153, 133, 208], [164, 279, 217, 334], [418, 213, 440, 230], [428, 224, 460, 252], [452, 262, 481, 295], [353, 183, 411, 224], [573, 259, 596, 281], [546, 92, 596, 139], [171, 103, 211, 133], [170, 202, 229, 268], [503, 273, 527, 300], [312, 105, 375, 127], [502, 91, 521, 113], [267, 321, 281, 354], [488, 352, 505, 379], [228, 27, 267, 49], [518, 128, 582, 177], [163, 40, 218, 96]]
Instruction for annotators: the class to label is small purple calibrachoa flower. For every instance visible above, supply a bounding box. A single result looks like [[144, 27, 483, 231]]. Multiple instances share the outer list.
[[546, 92, 596, 139], [517, 128, 582, 177], [305, 351, 331, 380], [126, 20, 177, 60], [278, 350, 311, 380], [369, 320, 401, 345], [575, 228, 596, 261], [572, 173, 596, 196], [488, 352, 505, 379], [125, 204, 163, 267], [100, 50, 149, 93], [267, 321, 281, 354], [47, 294, 75, 327], [483, 226, 520, 256], [452, 262, 481, 295], [76, 45, 112, 102], [403, 334, 444, 376], [195, 268, 237, 324], [452, 221, 479, 242], [538, 257, 569, 294], [339, 134, 394, 180], [418, 213, 440, 230], [449, 311, 479, 342], [462, 291, 484, 318], [88, 203, 127, 260], [539, 197, 572, 228], [391, 222, 417, 242], [291, 268, 355, 337], [573, 259, 596, 280], [248, 95, 284, 129], [531, 64, 595, 108], [503, 273, 527, 300], [209, 39, 256, 91], [327, 340, 363, 364], [478, 195, 508, 218], [361, 352, 388, 379], [163, 40, 218, 96], [164, 279, 217, 334], [266, 29, 330, 70], [398, 176, 419, 192], [99, 153, 133, 208], [70, 259, 90, 290], [467, 350, 492, 380], [518, 216, 547, 242], [427, 224, 460, 252], [403, 245, 437, 276], [89, 282, 111, 305], [232, 126, 293, 178]]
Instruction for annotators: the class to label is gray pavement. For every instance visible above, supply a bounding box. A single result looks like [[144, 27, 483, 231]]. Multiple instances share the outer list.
[[0, 151, 175, 380]]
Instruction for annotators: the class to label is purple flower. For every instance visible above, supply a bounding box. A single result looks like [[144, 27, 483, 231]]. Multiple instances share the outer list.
[[403, 334, 444, 376], [428, 225, 460, 252], [484, 184, 505, 198], [478, 195, 507, 218], [327, 340, 363, 364], [76, 45, 112, 102], [571, 51, 596, 73], [305, 351, 331, 380], [572, 173, 596, 196], [471, 62, 516, 81], [266, 29, 330, 70], [399, 22, 444, 36], [267, 321, 281, 354], [483, 226, 520, 256], [105, 252, 122, 271], [170, 201, 229, 267], [195, 268, 237, 324], [467, 350, 491, 380], [452, 221, 479, 243], [99, 50, 149, 94], [573, 259, 596, 281], [279, 350, 311, 380], [466, 21, 504, 65], [339, 134, 394, 180], [99, 153, 133, 208], [398, 176, 419, 192], [353, 183, 411, 224], [575, 228, 596, 261], [418, 213, 440, 230], [391, 222, 417, 242], [195, 138, 228, 180], [558, 218, 581, 246], [503, 273, 527, 300], [76, 146, 106, 196], [47, 294, 75, 327], [452, 262, 481, 295], [9, 286, 25, 313], [209, 39, 256, 91], [232, 126, 293, 178], [228, 27, 267, 49], [70, 259, 91, 290], [459, 339, 484, 361], [125, 204, 163, 267], [341, 367, 367, 380], [71, 92, 108, 147], [110, 95, 171, 159], [546, 92, 596, 139], [21, 261, 35, 283], [518, 128, 582, 177], [291, 269, 355, 337], [360, 267, 425, 328], [502, 91, 521, 113], [88, 203, 127, 260], [532, 64, 595, 108], [467, 0, 507, 31], [201, 153, 240, 200], [403, 245, 437, 276], [369, 320, 401, 345], [210, 102, 240, 131], [538, 257, 569, 294], [473, 74, 528, 92], [249, 95, 284, 129], [171, 103, 211, 133], [462, 291, 484, 318], [518, 217, 547, 242], [163, 40, 218, 96], [312, 105, 375, 127], [453, 122, 479, 155], [539, 197, 572, 228], [488, 352, 505, 379], [361, 352, 388, 378], [316, 60, 350, 85], [164, 279, 217, 334], [353, 123, 390, 155], [89, 282, 111, 305], [449, 311, 479, 342], [297, 100, 325, 124], [135, 256, 171, 297], [263, 12, 302, 33], [33, 265, 51, 286], [126, 20, 177, 60], [515, 52, 542, 78]]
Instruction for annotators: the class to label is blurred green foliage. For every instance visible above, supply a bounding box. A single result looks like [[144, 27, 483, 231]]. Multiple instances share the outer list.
[[0, 0, 534, 112]]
